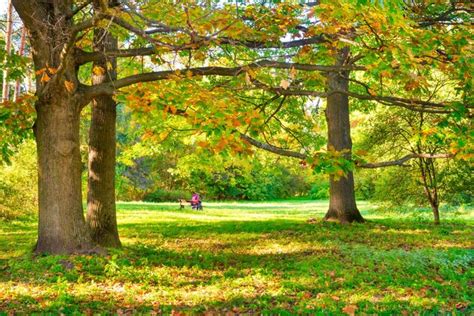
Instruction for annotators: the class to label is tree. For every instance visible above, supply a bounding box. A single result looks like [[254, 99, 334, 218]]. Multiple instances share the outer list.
[[86, 1, 121, 248], [358, 106, 472, 224]]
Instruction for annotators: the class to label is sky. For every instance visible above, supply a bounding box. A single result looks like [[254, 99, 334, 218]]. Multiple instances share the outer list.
[[0, 1, 7, 15]]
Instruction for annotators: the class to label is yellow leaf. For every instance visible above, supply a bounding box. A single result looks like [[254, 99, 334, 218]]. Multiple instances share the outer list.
[[280, 79, 290, 90], [93, 65, 105, 76], [107, 62, 113, 70], [290, 67, 297, 80], [64, 80, 75, 93], [247, 68, 257, 78]]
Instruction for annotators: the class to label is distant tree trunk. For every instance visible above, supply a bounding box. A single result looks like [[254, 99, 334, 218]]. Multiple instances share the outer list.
[[13, 27, 27, 101], [418, 156, 440, 225], [2, 0, 13, 101], [86, 15, 121, 247], [323, 48, 364, 223]]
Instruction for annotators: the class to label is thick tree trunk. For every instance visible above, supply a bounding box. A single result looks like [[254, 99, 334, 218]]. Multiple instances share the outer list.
[[86, 23, 121, 247], [35, 95, 94, 253], [323, 49, 364, 223], [13, 0, 99, 254]]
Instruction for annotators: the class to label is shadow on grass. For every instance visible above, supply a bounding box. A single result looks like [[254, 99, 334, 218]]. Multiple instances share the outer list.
[[2, 288, 469, 314]]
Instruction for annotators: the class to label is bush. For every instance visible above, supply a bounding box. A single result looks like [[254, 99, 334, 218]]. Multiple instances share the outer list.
[[0, 140, 38, 220], [309, 178, 329, 200]]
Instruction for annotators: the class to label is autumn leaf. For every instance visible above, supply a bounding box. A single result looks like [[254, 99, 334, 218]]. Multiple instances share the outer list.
[[47, 67, 57, 75], [35, 68, 46, 75], [342, 304, 358, 316], [390, 59, 400, 69], [245, 72, 252, 85], [93, 65, 106, 76], [280, 79, 290, 90], [64, 80, 75, 93], [290, 67, 297, 80], [40, 72, 51, 83]]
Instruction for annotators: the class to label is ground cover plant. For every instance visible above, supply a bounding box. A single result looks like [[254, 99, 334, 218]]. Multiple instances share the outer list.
[[1, 201, 472, 314]]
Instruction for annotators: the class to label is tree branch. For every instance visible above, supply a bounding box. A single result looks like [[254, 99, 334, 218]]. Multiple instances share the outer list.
[[239, 133, 307, 160], [83, 60, 362, 98], [75, 46, 157, 65], [357, 153, 453, 168]]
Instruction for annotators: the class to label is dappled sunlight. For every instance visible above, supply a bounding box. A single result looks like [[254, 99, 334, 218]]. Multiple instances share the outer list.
[[1, 201, 472, 313]]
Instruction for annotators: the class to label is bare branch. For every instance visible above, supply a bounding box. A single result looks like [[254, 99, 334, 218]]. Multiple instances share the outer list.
[[357, 153, 453, 168]]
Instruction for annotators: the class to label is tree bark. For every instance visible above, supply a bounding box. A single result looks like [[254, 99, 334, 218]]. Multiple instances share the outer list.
[[323, 48, 364, 223], [35, 93, 94, 253], [13, 0, 97, 254], [86, 14, 121, 247]]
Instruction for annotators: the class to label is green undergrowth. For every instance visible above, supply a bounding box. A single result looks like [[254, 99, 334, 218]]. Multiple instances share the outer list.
[[0, 201, 472, 314]]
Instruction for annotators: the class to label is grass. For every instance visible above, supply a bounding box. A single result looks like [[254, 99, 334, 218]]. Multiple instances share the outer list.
[[0, 200, 473, 314]]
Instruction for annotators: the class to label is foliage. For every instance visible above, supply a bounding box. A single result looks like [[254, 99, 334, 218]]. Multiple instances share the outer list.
[[0, 201, 472, 313], [0, 140, 37, 220], [355, 107, 473, 210]]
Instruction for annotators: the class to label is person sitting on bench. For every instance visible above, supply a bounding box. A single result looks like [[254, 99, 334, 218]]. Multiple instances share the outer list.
[[191, 192, 202, 210]]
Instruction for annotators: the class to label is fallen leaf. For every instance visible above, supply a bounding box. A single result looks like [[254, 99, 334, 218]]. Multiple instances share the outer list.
[[342, 304, 358, 316]]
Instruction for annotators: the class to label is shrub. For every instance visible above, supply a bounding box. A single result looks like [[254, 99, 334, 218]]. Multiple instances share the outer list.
[[0, 140, 38, 220]]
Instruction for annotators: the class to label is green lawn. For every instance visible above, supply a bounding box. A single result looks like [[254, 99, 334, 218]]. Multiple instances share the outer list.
[[0, 201, 473, 314]]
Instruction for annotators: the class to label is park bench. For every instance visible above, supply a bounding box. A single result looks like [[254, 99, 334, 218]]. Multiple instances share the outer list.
[[179, 198, 203, 210]]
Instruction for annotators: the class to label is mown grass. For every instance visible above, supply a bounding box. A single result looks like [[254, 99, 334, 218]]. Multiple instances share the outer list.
[[0, 200, 473, 314]]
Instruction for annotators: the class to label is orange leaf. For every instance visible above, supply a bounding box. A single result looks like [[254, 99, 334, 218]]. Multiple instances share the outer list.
[[342, 304, 358, 316], [40, 73, 51, 83], [64, 80, 75, 93], [48, 67, 57, 74], [35, 68, 46, 75]]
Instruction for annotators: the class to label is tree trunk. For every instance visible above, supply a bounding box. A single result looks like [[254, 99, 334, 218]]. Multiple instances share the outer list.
[[13, 0, 99, 254], [35, 94, 94, 253], [2, 0, 13, 101], [86, 22, 121, 247], [323, 49, 364, 223]]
